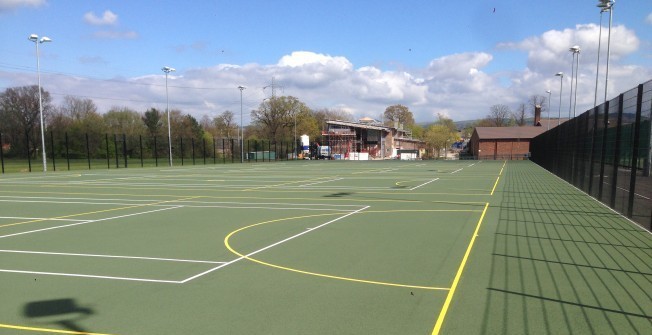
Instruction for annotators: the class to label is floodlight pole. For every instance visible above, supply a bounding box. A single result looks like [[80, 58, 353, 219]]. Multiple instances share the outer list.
[[546, 90, 551, 130], [555, 72, 564, 127], [594, 7, 606, 107], [28, 34, 51, 173], [602, 0, 614, 102], [238, 86, 245, 163], [569, 46, 581, 118], [162, 66, 175, 167]]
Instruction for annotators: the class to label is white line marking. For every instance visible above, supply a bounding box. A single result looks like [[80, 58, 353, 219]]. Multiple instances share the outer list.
[[410, 178, 439, 190], [0, 206, 183, 239], [301, 178, 343, 187], [0, 249, 225, 264], [0, 216, 86, 222], [180, 206, 370, 283], [0, 269, 182, 284], [451, 168, 463, 174]]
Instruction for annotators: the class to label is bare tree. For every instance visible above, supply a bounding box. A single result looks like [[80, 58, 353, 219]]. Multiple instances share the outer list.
[[213, 110, 237, 139], [528, 95, 546, 116], [486, 104, 512, 127], [0, 85, 53, 157], [513, 104, 527, 126]]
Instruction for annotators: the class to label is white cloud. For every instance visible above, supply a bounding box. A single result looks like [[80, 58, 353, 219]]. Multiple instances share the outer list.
[[647, 13, 652, 25], [0, 0, 46, 12], [83, 10, 118, 26], [2, 25, 650, 124]]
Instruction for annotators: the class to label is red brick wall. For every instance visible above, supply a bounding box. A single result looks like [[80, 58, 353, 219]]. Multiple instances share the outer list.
[[477, 139, 531, 160]]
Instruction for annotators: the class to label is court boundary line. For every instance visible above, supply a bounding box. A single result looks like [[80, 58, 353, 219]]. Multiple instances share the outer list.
[[0, 268, 183, 284], [0, 249, 225, 264], [431, 202, 490, 334], [0, 206, 182, 239], [0, 322, 116, 335]]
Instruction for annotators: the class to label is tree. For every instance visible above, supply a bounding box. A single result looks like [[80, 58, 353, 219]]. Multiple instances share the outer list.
[[528, 95, 546, 116], [513, 103, 527, 126], [104, 107, 146, 138], [142, 108, 163, 137], [485, 104, 512, 127], [213, 110, 237, 139], [384, 104, 415, 128], [423, 124, 458, 159], [59, 95, 97, 120], [250, 96, 308, 143], [0, 85, 53, 158]]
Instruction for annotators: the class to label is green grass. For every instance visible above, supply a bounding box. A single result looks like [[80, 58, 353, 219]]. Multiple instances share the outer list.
[[0, 160, 649, 335]]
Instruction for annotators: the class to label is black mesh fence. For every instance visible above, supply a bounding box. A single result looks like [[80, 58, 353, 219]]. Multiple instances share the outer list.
[[531, 80, 652, 231], [0, 132, 300, 173]]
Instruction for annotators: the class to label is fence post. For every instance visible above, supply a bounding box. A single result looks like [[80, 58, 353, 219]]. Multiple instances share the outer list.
[[0, 132, 4, 174], [105, 134, 110, 169], [191, 138, 196, 165], [139, 135, 143, 167], [123, 134, 128, 168], [180, 137, 184, 166], [50, 131, 56, 171], [609, 94, 624, 208], [114, 134, 119, 169], [597, 100, 610, 200], [65, 132, 70, 171], [26, 131, 32, 172], [202, 138, 206, 165], [85, 133, 90, 170], [213, 137, 216, 164], [154, 136, 158, 167], [627, 84, 644, 218]]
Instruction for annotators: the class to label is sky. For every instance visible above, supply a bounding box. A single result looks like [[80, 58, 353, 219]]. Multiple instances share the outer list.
[[1, 0, 651, 125]]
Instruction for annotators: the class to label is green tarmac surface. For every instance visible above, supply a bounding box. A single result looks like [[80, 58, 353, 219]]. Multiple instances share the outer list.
[[0, 160, 650, 334]]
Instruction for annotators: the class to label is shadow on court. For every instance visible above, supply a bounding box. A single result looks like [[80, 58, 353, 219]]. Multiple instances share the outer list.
[[23, 298, 94, 333]]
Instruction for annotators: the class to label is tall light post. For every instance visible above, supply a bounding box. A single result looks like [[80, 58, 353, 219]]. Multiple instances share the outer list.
[[569, 45, 581, 118], [546, 90, 552, 130], [594, 5, 608, 107], [555, 72, 564, 126], [597, 0, 614, 102], [162, 66, 175, 167], [28, 34, 52, 173], [238, 86, 245, 163]]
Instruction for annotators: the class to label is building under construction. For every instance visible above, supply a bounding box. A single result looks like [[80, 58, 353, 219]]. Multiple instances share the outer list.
[[322, 118, 424, 159]]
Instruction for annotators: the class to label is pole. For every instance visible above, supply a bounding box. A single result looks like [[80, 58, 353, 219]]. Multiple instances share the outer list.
[[557, 74, 563, 127], [573, 50, 580, 118], [165, 72, 172, 166], [547, 90, 551, 130], [594, 9, 605, 107], [32, 38, 47, 172], [604, 2, 613, 102], [568, 53, 575, 120], [238, 86, 245, 163]]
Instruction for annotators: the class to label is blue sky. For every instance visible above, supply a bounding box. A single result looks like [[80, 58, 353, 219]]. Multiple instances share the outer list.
[[1, 0, 651, 123]]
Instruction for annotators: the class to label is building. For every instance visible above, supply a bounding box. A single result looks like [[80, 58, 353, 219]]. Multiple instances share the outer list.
[[469, 126, 548, 160], [323, 118, 424, 159], [468, 106, 561, 160]]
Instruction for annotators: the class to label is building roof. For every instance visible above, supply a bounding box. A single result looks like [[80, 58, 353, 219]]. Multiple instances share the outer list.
[[474, 126, 548, 140]]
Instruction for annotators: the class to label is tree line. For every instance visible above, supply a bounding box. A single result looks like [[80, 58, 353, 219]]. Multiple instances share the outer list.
[[1, 85, 543, 160]]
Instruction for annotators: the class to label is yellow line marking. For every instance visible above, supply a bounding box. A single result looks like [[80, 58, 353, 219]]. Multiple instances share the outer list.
[[224, 212, 451, 291], [0, 323, 115, 335], [431, 202, 490, 335], [0, 196, 200, 229]]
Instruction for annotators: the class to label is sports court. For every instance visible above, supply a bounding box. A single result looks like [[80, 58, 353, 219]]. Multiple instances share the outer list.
[[0, 160, 650, 334]]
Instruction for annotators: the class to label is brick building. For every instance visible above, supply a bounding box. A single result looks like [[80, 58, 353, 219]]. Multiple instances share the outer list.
[[468, 126, 548, 160]]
